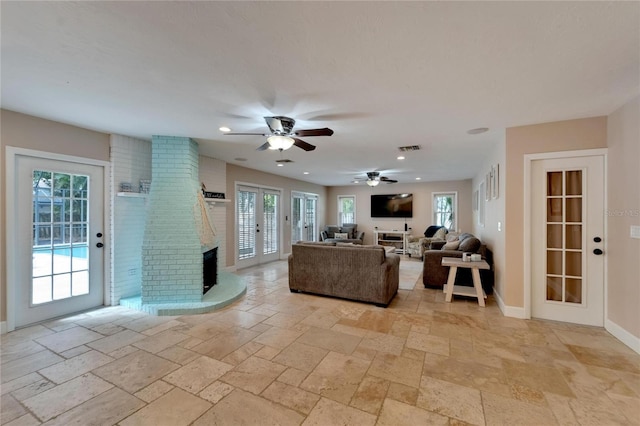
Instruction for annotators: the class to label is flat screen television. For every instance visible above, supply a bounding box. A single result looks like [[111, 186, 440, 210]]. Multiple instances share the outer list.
[[371, 193, 413, 218]]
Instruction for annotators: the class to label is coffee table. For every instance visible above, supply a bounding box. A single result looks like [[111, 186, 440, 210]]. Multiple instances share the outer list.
[[441, 257, 490, 307]]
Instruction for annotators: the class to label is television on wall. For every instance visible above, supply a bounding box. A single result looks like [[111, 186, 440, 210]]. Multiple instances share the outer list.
[[371, 193, 413, 218]]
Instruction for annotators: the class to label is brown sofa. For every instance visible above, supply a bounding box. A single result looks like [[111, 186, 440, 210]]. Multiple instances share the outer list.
[[288, 242, 399, 307], [422, 233, 494, 294]]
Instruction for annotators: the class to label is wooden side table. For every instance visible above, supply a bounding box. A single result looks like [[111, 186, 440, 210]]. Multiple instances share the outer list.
[[441, 257, 490, 307]]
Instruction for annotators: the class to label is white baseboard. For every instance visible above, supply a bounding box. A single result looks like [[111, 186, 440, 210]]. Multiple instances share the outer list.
[[493, 290, 528, 319], [605, 318, 640, 355], [1, 321, 7, 335]]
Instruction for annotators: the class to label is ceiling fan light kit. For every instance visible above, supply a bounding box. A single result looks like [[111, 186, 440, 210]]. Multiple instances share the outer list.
[[267, 135, 295, 150], [366, 179, 380, 187]]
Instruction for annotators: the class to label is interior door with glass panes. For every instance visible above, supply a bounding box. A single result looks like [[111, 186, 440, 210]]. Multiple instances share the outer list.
[[14, 155, 105, 328], [292, 192, 317, 243], [531, 155, 605, 326], [236, 185, 281, 268]]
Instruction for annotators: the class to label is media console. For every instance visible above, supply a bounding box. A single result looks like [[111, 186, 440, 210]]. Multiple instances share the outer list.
[[373, 230, 410, 255]]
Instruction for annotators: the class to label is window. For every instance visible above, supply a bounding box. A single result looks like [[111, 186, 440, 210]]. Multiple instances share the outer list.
[[433, 192, 457, 230], [338, 195, 355, 225]]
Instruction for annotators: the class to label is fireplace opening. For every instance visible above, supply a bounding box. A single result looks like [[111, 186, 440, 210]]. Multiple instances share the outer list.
[[203, 247, 218, 294]]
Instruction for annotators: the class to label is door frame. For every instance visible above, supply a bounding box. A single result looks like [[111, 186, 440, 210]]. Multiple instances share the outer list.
[[5, 147, 111, 332], [292, 191, 319, 242], [234, 181, 284, 268], [523, 148, 607, 321]]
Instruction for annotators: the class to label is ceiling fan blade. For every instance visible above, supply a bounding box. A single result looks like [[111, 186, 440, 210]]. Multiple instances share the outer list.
[[292, 138, 316, 151], [294, 128, 334, 137], [380, 176, 398, 183], [256, 142, 270, 151], [224, 132, 268, 136]]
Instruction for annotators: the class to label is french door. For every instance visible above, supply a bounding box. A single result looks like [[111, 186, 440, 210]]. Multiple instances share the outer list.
[[531, 154, 605, 326], [10, 153, 105, 328], [236, 185, 281, 268], [292, 192, 318, 243]]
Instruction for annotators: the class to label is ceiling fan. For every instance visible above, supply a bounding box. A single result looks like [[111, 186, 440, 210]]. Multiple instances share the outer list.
[[355, 171, 398, 187], [223, 116, 333, 151]]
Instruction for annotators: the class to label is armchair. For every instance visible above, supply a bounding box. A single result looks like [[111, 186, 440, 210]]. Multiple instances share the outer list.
[[406, 225, 448, 260]]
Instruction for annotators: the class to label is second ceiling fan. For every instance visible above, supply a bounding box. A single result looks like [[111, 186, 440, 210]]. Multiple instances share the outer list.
[[356, 171, 398, 187], [224, 116, 333, 151]]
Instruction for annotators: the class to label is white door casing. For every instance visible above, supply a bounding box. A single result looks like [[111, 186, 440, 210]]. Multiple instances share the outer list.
[[530, 153, 605, 326], [7, 148, 107, 330]]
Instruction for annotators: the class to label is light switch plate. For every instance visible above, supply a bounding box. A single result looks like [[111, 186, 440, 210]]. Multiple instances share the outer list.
[[631, 225, 640, 239], [497, 221, 502, 232]]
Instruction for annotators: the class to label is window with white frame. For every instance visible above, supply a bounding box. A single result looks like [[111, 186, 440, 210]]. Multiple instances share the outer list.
[[337, 195, 356, 225], [433, 192, 457, 230]]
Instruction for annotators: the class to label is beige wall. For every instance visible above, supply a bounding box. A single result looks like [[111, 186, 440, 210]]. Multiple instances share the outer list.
[[606, 96, 640, 339], [504, 116, 608, 308], [473, 138, 506, 299], [225, 164, 327, 268], [1, 110, 110, 323], [326, 180, 473, 246]]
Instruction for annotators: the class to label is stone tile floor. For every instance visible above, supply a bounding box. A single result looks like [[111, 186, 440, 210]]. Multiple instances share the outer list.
[[2, 257, 639, 425]]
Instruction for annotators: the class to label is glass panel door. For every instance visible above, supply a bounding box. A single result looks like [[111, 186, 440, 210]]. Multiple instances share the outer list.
[[291, 192, 317, 242], [32, 170, 90, 305], [545, 169, 584, 304], [263, 191, 279, 256], [237, 188, 257, 261], [237, 185, 281, 267], [304, 196, 317, 241]]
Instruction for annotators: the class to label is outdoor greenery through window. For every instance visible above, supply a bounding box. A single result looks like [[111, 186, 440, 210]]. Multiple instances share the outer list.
[[338, 195, 355, 225], [433, 192, 457, 230]]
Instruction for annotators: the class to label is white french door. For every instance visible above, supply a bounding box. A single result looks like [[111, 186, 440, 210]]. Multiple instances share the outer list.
[[236, 185, 281, 268], [531, 154, 605, 326], [292, 192, 318, 243], [10, 154, 105, 328]]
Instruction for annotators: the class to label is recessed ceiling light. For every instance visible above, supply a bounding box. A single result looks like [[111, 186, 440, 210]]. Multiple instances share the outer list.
[[352, 180, 360, 184], [397, 156, 405, 160], [303, 172, 309, 175], [219, 126, 231, 132], [234, 157, 247, 162], [277, 163, 284, 167], [467, 127, 489, 135], [415, 177, 421, 181]]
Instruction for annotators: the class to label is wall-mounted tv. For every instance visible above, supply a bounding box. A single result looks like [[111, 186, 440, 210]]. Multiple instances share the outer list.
[[371, 193, 413, 218]]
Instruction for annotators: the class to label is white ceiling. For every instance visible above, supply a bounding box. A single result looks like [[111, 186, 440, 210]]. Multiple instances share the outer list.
[[1, 2, 638, 186]]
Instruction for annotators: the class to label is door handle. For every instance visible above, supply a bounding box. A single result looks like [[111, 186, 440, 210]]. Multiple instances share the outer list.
[[593, 248, 603, 255], [593, 237, 602, 243], [96, 242, 104, 248]]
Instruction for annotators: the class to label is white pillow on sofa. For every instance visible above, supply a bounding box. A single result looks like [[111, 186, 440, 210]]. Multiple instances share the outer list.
[[334, 232, 349, 239], [442, 240, 460, 250]]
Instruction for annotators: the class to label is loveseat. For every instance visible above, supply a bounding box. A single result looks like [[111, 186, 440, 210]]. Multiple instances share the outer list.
[[288, 241, 399, 307], [422, 232, 494, 294], [320, 223, 364, 244]]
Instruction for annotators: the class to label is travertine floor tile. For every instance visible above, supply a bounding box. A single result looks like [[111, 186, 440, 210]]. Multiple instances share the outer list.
[[368, 352, 423, 388], [192, 389, 304, 425], [34, 327, 103, 353], [303, 397, 376, 426], [92, 350, 179, 393], [22, 373, 113, 421], [272, 341, 329, 372], [300, 351, 370, 404], [220, 355, 286, 394], [131, 329, 189, 354], [1, 394, 26, 424], [417, 376, 484, 425], [38, 350, 113, 384], [120, 387, 210, 426], [198, 380, 234, 404], [4, 413, 40, 426], [42, 387, 144, 426], [349, 375, 389, 414], [377, 398, 449, 426], [296, 326, 362, 354], [86, 329, 145, 354], [2, 350, 63, 384], [406, 330, 450, 356], [482, 390, 558, 425], [262, 381, 321, 415], [164, 355, 233, 394], [134, 380, 174, 403], [252, 326, 304, 349]]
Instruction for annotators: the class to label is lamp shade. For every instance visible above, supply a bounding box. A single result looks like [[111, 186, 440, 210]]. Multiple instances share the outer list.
[[366, 179, 380, 187], [267, 135, 295, 150]]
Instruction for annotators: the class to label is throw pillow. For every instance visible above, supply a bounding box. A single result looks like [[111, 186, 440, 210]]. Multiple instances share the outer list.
[[334, 232, 349, 239], [433, 227, 447, 240], [458, 237, 481, 253], [442, 240, 460, 250], [446, 233, 459, 242], [336, 242, 355, 247]]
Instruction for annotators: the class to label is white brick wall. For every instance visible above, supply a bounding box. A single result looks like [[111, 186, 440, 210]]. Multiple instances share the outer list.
[[110, 135, 151, 304]]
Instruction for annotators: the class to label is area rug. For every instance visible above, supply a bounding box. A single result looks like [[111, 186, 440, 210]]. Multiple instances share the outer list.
[[398, 259, 423, 290]]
